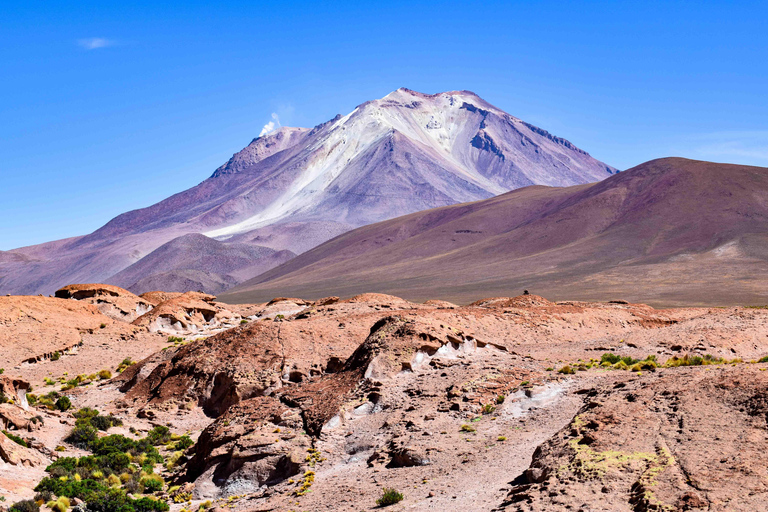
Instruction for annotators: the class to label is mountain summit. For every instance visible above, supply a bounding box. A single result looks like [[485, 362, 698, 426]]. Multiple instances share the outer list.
[[0, 88, 615, 295]]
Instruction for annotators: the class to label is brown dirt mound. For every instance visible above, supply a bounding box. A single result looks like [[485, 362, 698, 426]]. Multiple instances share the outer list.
[[470, 295, 554, 308], [0, 295, 117, 368], [340, 293, 412, 305]]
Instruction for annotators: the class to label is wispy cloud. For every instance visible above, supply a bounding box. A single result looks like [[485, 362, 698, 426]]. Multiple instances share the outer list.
[[688, 131, 768, 164], [259, 113, 281, 137], [77, 38, 114, 50]]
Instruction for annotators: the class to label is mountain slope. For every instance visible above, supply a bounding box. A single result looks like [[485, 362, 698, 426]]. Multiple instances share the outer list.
[[221, 158, 768, 306], [0, 88, 615, 295], [108, 233, 295, 295]]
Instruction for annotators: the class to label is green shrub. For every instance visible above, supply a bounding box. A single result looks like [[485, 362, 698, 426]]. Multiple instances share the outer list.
[[9, 499, 39, 512], [146, 426, 171, 446], [116, 358, 135, 373], [26, 393, 37, 406], [74, 407, 99, 420], [460, 424, 476, 433], [376, 488, 404, 506], [51, 352, 61, 361], [173, 435, 194, 451], [98, 370, 112, 380], [558, 365, 575, 375], [481, 404, 496, 415], [65, 423, 98, 448], [759, 355, 768, 363], [55, 396, 72, 412], [83, 413, 123, 432], [140, 474, 164, 493], [0, 368, 4, 374], [3, 430, 28, 447], [100, 323, 107, 329]]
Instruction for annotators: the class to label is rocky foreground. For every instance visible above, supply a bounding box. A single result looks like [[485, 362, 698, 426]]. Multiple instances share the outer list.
[[1, 285, 768, 511]]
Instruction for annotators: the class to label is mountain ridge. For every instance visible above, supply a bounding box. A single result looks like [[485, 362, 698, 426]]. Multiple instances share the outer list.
[[0, 88, 616, 295], [220, 157, 768, 306]]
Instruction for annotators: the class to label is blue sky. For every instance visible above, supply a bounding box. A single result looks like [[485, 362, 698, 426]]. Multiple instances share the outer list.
[[2, 0, 767, 250]]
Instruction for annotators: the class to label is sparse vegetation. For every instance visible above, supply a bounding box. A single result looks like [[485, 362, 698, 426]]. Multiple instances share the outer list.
[[33, 424, 168, 512], [481, 403, 496, 414], [146, 425, 171, 446], [9, 499, 39, 512], [55, 396, 71, 412], [3, 430, 28, 447], [172, 435, 194, 451], [167, 336, 184, 343], [51, 351, 61, 361], [558, 365, 575, 375], [116, 358, 135, 373], [376, 487, 404, 506], [460, 424, 476, 433], [98, 369, 112, 380]]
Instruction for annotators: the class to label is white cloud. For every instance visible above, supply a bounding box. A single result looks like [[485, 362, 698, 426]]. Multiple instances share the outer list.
[[688, 131, 768, 165], [77, 38, 114, 50], [259, 113, 281, 137]]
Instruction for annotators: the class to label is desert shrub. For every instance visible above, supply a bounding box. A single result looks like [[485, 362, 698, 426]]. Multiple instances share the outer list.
[[90, 414, 123, 432], [140, 474, 164, 493], [0, 392, 9, 404], [65, 422, 98, 448], [51, 352, 61, 361], [173, 435, 194, 451], [74, 407, 100, 420], [664, 354, 710, 367], [100, 323, 106, 329], [167, 336, 184, 343], [26, 393, 38, 406], [146, 426, 171, 446], [0, 368, 4, 374], [600, 353, 621, 365], [481, 404, 496, 415], [376, 488, 404, 506], [759, 355, 768, 363], [459, 424, 476, 433], [240, 319, 248, 324], [55, 396, 72, 412], [3, 430, 28, 447], [496, 394, 505, 404], [47, 497, 70, 512], [34, 491, 53, 502], [558, 365, 575, 375], [9, 499, 39, 512], [98, 370, 112, 380], [116, 358, 134, 373]]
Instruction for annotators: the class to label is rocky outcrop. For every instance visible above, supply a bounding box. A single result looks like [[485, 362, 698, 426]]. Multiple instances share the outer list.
[[0, 430, 47, 467], [501, 365, 768, 511], [55, 283, 154, 322], [131, 291, 238, 335]]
